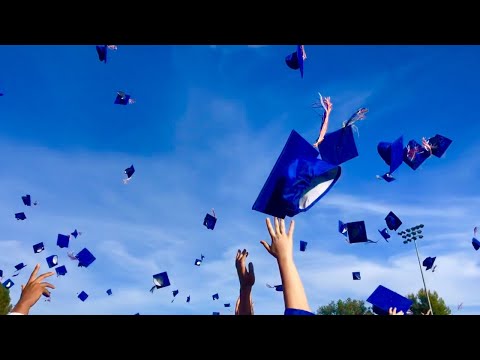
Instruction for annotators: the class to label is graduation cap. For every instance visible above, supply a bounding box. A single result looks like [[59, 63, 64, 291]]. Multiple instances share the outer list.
[[171, 289, 179, 302], [376, 173, 396, 182], [96, 45, 107, 62], [339, 220, 348, 236], [76, 248, 96, 268], [186, 295, 191, 303], [422, 256, 436, 271], [71, 229, 81, 238], [203, 209, 217, 230], [285, 45, 306, 78], [150, 272, 171, 292], [266, 284, 283, 291], [212, 293, 219, 300], [377, 136, 404, 175], [78, 291, 89, 302], [15, 212, 26, 220], [378, 228, 390, 242], [46, 255, 59, 268], [106, 289, 113, 296], [57, 234, 70, 248], [15, 263, 27, 271], [472, 237, 480, 251], [0, 269, 3, 279], [124, 165, 135, 184], [224, 303, 231, 308], [194, 258, 202, 266], [299, 240, 308, 252], [366, 285, 413, 315], [318, 125, 359, 166], [403, 139, 431, 170], [212, 312, 220, 315], [55, 265, 67, 276], [22, 194, 37, 206], [252, 130, 341, 219], [115, 91, 135, 105], [385, 211, 402, 231], [428, 134, 452, 158], [2, 279, 14, 289], [352, 271, 361, 280], [340, 220, 377, 244], [33, 242, 45, 253]]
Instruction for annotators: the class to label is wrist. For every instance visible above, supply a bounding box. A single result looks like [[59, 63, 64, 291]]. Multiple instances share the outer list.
[[240, 285, 252, 294], [12, 300, 30, 315], [277, 256, 295, 268]]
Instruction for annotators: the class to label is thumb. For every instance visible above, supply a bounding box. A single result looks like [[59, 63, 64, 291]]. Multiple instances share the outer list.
[[260, 240, 271, 253], [248, 262, 254, 277]]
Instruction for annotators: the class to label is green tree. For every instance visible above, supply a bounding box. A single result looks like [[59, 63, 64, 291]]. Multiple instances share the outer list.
[[317, 298, 374, 315], [0, 284, 13, 315], [406, 288, 451, 315]]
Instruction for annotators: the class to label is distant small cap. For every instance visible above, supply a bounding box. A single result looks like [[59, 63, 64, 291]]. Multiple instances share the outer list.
[[203, 213, 217, 230], [212, 312, 220, 315], [422, 256, 436, 271], [378, 228, 391, 241], [76, 248, 96, 268], [55, 265, 67, 276], [212, 293, 219, 300], [172, 289, 179, 297], [107, 289, 113, 296], [366, 285, 413, 315], [78, 291, 88, 302], [472, 237, 480, 251], [152, 272, 171, 289], [377, 136, 404, 175], [186, 295, 191, 303], [57, 234, 70, 249], [2, 279, 14, 289], [194, 258, 202, 266], [15, 212, 26, 220], [385, 211, 402, 231], [115, 92, 132, 105], [125, 165, 135, 178], [224, 303, 231, 308], [341, 220, 376, 244], [46, 255, 59, 268], [352, 271, 361, 280], [252, 130, 341, 219], [71, 229, 79, 238], [22, 194, 32, 206], [33, 242, 45, 253], [299, 240, 308, 252], [15, 263, 26, 271]]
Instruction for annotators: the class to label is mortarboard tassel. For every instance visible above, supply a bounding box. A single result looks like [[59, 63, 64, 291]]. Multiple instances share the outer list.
[[107, 45, 117, 50], [300, 45, 307, 60], [343, 107, 368, 137], [150, 286, 156, 293]]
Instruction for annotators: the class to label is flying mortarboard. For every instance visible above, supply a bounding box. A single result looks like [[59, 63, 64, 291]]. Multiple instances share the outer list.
[[71, 229, 80, 238], [57, 234, 70, 248], [171, 289, 179, 302], [203, 209, 217, 230], [76, 248, 96, 268], [427, 134, 452, 158], [15, 212, 26, 220], [299, 240, 308, 252], [377, 136, 404, 175], [378, 228, 390, 242], [78, 291, 89, 302], [194, 258, 202, 266], [422, 256, 436, 271], [473, 238, 480, 251], [46, 255, 59, 268], [96, 45, 107, 63], [115, 91, 134, 105], [150, 272, 171, 292], [212, 312, 220, 315], [22, 194, 33, 206], [266, 284, 283, 291], [2, 279, 14, 289], [55, 265, 67, 276], [285, 45, 306, 78], [0, 269, 3, 278], [107, 289, 113, 296], [252, 130, 341, 219], [124, 165, 135, 184], [352, 271, 361, 280], [340, 220, 377, 244], [403, 139, 431, 170], [187, 295, 191, 303], [318, 125, 359, 166], [33, 242, 45, 253], [15, 263, 26, 271], [385, 211, 402, 231], [366, 285, 413, 315], [224, 303, 231, 308], [212, 293, 219, 300]]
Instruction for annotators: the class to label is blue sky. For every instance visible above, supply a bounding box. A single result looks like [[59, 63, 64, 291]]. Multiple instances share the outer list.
[[0, 45, 479, 315]]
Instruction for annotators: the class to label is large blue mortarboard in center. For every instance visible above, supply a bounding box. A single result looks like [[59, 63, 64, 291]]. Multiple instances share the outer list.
[[76, 248, 96, 268], [285, 45, 305, 78], [252, 130, 341, 219], [366, 285, 413, 315], [318, 125, 359, 166], [378, 136, 404, 175]]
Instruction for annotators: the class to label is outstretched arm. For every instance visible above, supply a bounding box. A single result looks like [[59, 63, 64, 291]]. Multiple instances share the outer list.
[[313, 97, 333, 148], [235, 249, 255, 315]]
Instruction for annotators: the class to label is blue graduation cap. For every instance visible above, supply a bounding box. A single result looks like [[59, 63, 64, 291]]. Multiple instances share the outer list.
[[186, 295, 190, 303], [422, 256, 436, 271], [15, 263, 26, 271], [15, 212, 26, 220], [71, 229, 80, 238], [55, 265, 67, 276], [376, 173, 396, 182], [338, 220, 348, 236], [194, 258, 202, 266], [76, 248, 96, 268], [352, 271, 361, 280], [115, 91, 133, 105], [212, 312, 220, 315], [252, 130, 341, 219], [46, 255, 59, 268], [22, 194, 32, 206], [299, 240, 308, 252], [403, 139, 431, 170], [171, 289, 179, 302], [212, 293, 219, 300], [472, 237, 480, 251], [318, 125, 359, 166], [2, 279, 14, 289], [78, 291, 89, 302], [266, 284, 283, 291], [377, 136, 404, 175], [378, 228, 391, 242], [203, 212, 217, 230], [366, 285, 413, 315], [224, 303, 231, 308], [124, 165, 135, 184], [150, 272, 171, 292], [385, 211, 402, 231], [33, 242, 45, 253], [340, 220, 377, 244], [57, 234, 70, 248], [96, 45, 107, 63], [428, 134, 452, 158], [285, 45, 305, 78], [106, 289, 113, 296], [0, 269, 3, 278]]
